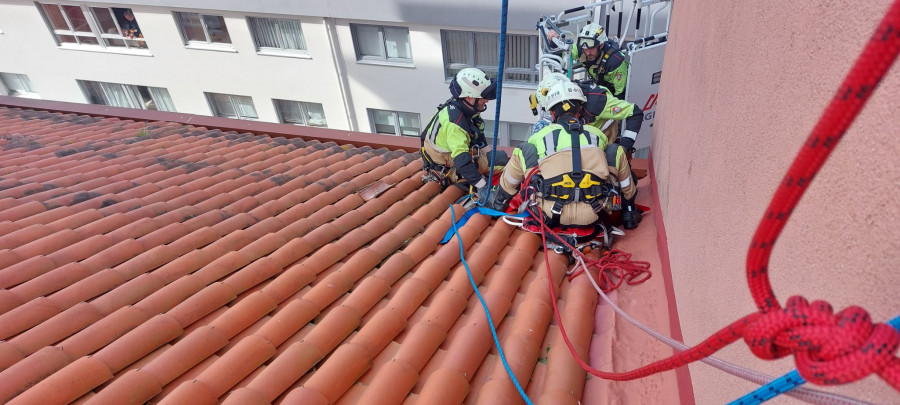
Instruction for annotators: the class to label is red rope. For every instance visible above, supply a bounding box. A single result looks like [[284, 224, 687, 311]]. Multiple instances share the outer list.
[[517, 165, 652, 294], [742, 0, 900, 388], [567, 249, 652, 292], [542, 0, 900, 390]]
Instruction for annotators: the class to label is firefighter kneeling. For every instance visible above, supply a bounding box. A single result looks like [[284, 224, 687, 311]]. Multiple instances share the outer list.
[[484, 79, 642, 235]]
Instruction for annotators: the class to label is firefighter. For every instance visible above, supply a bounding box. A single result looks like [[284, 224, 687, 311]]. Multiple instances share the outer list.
[[531, 72, 643, 153], [488, 80, 642, 230], [572, 23, 629, 100], [421, 68, 508, 194]]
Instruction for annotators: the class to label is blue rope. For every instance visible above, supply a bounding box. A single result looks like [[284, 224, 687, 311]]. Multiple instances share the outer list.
[[483, 0, 509, 206], [729, 314, 900, 405], [449, 205, 533, 404], [440, 206, 529, 244]]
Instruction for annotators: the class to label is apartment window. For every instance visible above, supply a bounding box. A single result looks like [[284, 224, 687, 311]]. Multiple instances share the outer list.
[[351, 24, 412, 63], [175, 12, 231, 46], [37, 4, 146, 49], [442, 30, 539, 84], [206, 93, 257, 120], [78, 80, 175, 111], [274, 99, 326, 127], [248, 17, 306, 54], [1, 73, 38, 97], [483, 120, 533, 147], [369, 109, 420, 136]]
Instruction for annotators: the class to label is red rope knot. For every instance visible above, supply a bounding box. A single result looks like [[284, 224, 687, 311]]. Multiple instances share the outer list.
[[743, 296, 900, 386]]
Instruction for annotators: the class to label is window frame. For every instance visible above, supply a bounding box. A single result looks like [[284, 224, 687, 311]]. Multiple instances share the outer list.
[[1, 73, 39, 97], [481, 119, 534, 147], [77, 79, 176, 112], [367, 108, 421, 137], [36, 3, 147, 50], [350, 23, 413, 64], [174, 11, 233, 48], [273, 99, 327, 127], [205, 92, 258, 120], [440, 30, 539, 84], [247, 16, 308, 56]]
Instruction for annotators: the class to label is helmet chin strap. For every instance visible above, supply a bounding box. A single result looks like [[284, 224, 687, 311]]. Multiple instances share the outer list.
[[460, 98, 485, 113]]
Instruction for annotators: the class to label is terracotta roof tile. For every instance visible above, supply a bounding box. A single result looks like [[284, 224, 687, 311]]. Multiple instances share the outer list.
[[14, 261, 94, 299], [6, 355, 113, 405], [0, 255, 56, 289], [0, 200, 45, 221], [0, 105, 683, 404]]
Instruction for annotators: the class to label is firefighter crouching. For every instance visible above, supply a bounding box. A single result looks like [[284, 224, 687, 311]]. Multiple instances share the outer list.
[[421, 68, 509, 195], [486, 79, 643, 230]]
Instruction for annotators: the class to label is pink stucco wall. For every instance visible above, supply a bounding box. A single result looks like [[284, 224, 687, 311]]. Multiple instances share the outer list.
[[653, 1, 900, 403]]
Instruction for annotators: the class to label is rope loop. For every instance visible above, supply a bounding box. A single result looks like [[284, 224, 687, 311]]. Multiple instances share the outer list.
[[744, 296, 900, 385], [568, 249, 652, 292]]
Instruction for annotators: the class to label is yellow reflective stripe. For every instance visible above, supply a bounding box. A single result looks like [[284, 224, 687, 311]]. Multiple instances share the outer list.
[[514, 148, 527, 174], [616, 145, 626, 167]]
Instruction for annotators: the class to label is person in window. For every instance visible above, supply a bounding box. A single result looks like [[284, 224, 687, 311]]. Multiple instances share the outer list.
[[122, 10, 142, 39], [487, 79, 642, 232], [421, 67, 509, 194], [572, 23, 629, 100]]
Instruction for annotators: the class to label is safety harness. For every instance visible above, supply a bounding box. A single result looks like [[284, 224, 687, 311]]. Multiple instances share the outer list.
[[419, 100, 452, 186], [593, 41, 622, 76], [419, 100, 484, 188], [530, 119, 621, 226]]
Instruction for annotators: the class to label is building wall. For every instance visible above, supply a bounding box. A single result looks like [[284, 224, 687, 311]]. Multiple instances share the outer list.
[[0, 0, 581, 138], [653, 1, 900, 403]]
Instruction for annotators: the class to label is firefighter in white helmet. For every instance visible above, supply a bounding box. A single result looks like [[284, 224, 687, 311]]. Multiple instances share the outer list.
[[573, 23, 629, 100], [421, 67, 508, 194], [488, 79, 642, 231], [530, 72, 642, 151]]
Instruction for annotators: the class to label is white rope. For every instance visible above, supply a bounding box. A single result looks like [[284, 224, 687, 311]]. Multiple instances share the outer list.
[[570, 256, 873, 405]]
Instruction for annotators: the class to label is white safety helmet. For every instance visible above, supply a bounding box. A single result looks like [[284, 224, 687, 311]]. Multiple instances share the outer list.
[[576, 23, 608, 51], [534, 72, 569, 109], [450, 68, 497, 100], [543, 80, 586, 113]]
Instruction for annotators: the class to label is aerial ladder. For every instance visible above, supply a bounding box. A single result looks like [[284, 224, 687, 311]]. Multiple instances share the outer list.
[[535, 0, 672, 156]]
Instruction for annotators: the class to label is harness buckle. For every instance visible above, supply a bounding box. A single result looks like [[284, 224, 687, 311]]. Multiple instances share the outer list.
[[551, 201, 564, 215]]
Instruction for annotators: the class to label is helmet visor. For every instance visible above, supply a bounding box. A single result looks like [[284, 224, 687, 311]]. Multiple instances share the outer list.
[[480, 78, 497, 100], [577, 37, 599, 50]]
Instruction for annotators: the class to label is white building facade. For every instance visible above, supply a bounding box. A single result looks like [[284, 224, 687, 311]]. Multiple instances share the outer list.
[[0, 0, 588, 146]]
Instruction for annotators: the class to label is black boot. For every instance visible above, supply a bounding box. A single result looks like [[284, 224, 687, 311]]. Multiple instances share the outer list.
[[486, 186, 515, 212], [621, 194, 642, 230]]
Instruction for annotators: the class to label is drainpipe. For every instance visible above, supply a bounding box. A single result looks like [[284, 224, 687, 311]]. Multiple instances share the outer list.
[[324, 17, 358, 131]]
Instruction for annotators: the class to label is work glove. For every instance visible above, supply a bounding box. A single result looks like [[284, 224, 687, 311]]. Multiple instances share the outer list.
[[485, 186, 515, 212]]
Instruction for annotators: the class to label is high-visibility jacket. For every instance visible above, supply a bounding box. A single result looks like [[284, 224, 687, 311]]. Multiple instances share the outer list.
[[578, 81, 642, 147], [422, 100, 485, 185], [514, 117, 614, 223], [572, 40, 629, 99]]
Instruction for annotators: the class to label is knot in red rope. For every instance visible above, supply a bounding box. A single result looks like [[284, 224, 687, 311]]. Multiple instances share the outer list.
[[743, 296, 900, 385]]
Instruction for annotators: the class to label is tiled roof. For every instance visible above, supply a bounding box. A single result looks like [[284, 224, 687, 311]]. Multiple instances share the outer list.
[[0, 106, 683, 404]]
